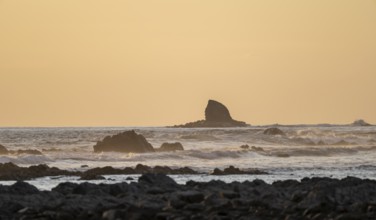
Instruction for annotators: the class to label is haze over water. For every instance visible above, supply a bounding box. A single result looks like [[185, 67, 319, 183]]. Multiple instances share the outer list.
[[0, 125, 375, 190], [1, 0, 376, 127]]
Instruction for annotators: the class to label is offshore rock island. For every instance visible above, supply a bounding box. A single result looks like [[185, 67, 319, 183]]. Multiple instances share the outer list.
[[173, 100, 248, 128]]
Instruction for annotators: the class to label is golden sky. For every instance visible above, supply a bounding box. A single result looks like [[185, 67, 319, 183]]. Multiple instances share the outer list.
[[1, 0, 375, 126]]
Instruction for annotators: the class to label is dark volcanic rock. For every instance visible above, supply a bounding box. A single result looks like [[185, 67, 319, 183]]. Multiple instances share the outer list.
[[156, 142, 184, 152], [0, 163, 76, 181], [0, 144, 8, 154], [263, 127, 285, 135], [173, 100, 248, 127], [93, 130, 154, 153], [1, 175, 376, 219], [79, 173, 106, 180], [139, 173, 178, 187], [0, 163, 199, 180], [211, 166, 267, 175]]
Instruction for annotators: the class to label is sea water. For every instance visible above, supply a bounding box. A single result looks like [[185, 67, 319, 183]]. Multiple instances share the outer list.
[[0, 126, 375, 190]]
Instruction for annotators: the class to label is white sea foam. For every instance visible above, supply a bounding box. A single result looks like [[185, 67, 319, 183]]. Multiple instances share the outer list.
[[0, 126, 375, 181]]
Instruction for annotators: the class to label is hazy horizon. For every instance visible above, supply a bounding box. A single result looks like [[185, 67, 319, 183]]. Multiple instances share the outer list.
[[1, 1, 375, 127]]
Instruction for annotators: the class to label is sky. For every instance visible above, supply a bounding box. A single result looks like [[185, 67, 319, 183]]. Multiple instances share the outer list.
[[0, 0, 375, 126]]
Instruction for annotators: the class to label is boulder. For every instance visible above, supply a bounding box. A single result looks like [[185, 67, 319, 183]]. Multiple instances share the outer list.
[[156, 142, 184, 152], [93, 130, 154, 153], [263, 127, 285, 135], [173, 100, 248, 127], [0, 144, 8, 154]]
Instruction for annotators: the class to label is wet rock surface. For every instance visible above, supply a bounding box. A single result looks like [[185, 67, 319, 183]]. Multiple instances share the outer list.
[[93, 130, 155, 153], [211, 166, 267, 175], [0, 144, 43, 155], [0, 163, 199, 180], [263, 127, 285, 135], [0, 163, 266, 181], [173, 100, 248, 127], [156, 142, 184, 152], [0, 175, 376, 219]]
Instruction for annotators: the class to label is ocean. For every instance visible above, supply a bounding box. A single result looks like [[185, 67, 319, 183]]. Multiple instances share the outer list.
[[0, 126, 375, 190]]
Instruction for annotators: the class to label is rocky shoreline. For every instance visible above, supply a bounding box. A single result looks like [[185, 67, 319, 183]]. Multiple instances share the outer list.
[[0, 174, 375, 219], [0, 163, 267, 181]]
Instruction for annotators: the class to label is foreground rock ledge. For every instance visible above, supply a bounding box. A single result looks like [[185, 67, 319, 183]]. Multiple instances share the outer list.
[[0, 175, 375, 219], [172, 100, 248, 128]]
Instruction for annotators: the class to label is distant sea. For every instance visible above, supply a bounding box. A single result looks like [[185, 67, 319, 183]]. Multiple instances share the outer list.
[[1, 125, 376, 190]]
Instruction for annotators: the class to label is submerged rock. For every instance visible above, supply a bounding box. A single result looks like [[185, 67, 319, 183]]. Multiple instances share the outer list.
[[156, 142, 184, 152], [240, 144, 250, 149], [263, 127, 285, 135], [9, 149, 43, 155], [173, 100, 248, 127], [93, 130, 154, 153], [0, 145, 43, 156]]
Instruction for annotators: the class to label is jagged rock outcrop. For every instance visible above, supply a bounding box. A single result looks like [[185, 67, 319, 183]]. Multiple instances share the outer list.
[[93, 130, 154, 153], [205, 100, 233, 122], [173, 100, 248, 127], [263, 127, 285, 135], [352, 119, 371, 126], [156, 142, 184, 152]]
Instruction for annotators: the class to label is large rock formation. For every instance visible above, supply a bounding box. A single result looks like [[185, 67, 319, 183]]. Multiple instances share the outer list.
[[205, 100, 233, 122], [93, 130, 155, 153], [173, 100, 248, 127]]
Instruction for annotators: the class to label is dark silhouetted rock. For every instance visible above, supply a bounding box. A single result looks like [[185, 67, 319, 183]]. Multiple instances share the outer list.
[[352, 119, 371, 126], [205, 100, 233, 122], [0, 144, 8, 154], [263, 127, 285, 135], [138, 173, 178, 187], [93, 130, 154, 153], [173, 100, 248, 127], [79, 173, 106, 180], [156, 142, 184, 152], [211, 166, 267, 175]]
